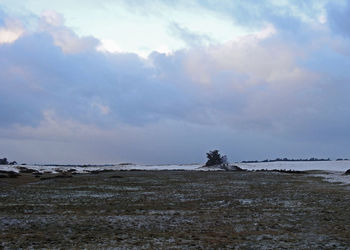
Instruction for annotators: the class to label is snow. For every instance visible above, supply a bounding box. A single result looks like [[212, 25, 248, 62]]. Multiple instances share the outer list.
[[0, 165, 20, 173], [1, 161, 349, 184], [116, 164, 202, 171], [237, 160, 350, 172], [0, 163, 202, 174], [312, 171, 350, 186], [1, 161, 350, 173], [236, 161, 350, 185]]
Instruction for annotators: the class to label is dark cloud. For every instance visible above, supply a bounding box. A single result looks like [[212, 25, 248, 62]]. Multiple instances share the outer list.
[[0, 30, 194, 128], [2, 4, 350, 163], [2, 22, 350, 138]]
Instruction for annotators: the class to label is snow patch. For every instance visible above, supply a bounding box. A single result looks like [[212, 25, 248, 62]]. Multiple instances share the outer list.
[[1, 161, 350, 185]]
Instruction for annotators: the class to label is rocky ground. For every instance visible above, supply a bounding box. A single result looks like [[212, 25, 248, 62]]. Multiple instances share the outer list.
[[0, 170, 350, 249]]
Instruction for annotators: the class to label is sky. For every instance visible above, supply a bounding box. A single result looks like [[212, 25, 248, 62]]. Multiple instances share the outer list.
[[0, 0, 350, 164]]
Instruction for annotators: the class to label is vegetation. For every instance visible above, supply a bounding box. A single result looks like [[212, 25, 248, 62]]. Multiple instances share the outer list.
[[241, 157, 331, 163], [205, 150, 227, 166], [0, 158, 17, 165], [1, 171, 350, 249]]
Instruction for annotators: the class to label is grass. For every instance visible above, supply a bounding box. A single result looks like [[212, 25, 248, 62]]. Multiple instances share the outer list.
[[0, 171, 350, 249]]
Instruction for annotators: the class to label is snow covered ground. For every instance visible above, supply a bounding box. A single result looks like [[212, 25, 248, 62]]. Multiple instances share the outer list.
[[236, 161, 350, 185], [1, 161, 349, 184], [237, 160, 350, 172], [0, 163, 202, 174]]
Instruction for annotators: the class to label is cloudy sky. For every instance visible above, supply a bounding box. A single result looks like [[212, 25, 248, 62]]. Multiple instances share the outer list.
[[0, 0, 350, 164]]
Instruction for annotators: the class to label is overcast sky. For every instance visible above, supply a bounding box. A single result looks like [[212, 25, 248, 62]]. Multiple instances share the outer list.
[[1, 0, 350, 164]]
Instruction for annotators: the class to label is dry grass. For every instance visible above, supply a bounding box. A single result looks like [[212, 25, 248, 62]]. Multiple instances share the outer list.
[[1, 171, 350, 249]]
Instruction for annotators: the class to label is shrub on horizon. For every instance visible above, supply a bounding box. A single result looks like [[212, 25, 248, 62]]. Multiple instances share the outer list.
[[0, 158, 17, 165], [205, 150, 227, 166]]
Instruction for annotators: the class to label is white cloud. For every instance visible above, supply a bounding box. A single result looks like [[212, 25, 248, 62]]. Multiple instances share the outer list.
[[96, 39, 121, 54], [318, 15, 327, 24], [254, 23, 277, 40], [41, 10, 64, 26], [185, 26, 309, 88], [0, 18, 24, 44], [40, 10, 99, 54], [180, 25, 321, 132]]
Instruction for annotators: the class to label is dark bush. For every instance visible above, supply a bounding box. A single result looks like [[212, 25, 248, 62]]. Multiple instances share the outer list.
[[0, 158, 17, 165], [0, 158, 8, 165], [205, 150, 227, 166]]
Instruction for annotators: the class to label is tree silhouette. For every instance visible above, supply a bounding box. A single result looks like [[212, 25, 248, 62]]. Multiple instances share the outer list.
[[0, 158, 16, 165], [0, 158, 9, 165], [205, 150, 226, 166]]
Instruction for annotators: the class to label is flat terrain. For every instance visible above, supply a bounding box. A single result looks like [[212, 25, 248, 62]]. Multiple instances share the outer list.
[[1, 171, 350, 249]]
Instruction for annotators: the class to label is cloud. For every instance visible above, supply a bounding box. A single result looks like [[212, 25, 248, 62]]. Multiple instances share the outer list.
[[0, 18, 24, 44], [39, 10, 99, 54], [0, 11, 340, 135], [97, 39, 122, 54], [168, 22, 214, 47], [326, 0, 350, 37], [1, 108, 349, 164], [0, 26, 192, 127], [0, 110, 238, 164], [1, 4, 350, 163], [179, 37, 320, 133]]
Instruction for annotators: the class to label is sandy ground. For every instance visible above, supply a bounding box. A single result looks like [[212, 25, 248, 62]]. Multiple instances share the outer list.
[[1, 171, 350, 249]]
